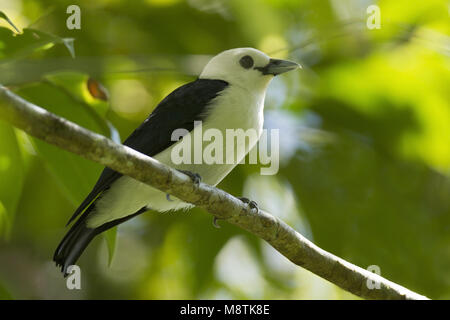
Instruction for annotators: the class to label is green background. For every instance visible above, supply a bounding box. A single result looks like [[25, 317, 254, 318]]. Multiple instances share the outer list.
[[0, 0, 448, 299]]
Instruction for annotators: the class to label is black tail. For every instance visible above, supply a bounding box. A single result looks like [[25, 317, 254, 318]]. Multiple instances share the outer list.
[[53, 209, 97, 276], [54, 205, 147, 276]]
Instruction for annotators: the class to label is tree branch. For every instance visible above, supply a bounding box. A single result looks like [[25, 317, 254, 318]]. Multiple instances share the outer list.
[[0, 85, 428, 300]]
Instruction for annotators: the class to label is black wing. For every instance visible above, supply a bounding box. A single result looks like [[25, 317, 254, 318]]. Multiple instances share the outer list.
[[66, 79, 228, 225]]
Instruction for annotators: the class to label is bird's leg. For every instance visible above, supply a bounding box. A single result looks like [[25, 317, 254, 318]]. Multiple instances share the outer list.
[[239, 197, 259, 214], [178, 170, 202, 185], [212, 217, 221, 229], [166, 170, 202, 201], [178, 170, 222, 228], [212, 198, 258, 229]]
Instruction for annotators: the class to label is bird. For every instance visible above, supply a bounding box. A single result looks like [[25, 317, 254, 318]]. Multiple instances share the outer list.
[[53, 47, 300, 275]]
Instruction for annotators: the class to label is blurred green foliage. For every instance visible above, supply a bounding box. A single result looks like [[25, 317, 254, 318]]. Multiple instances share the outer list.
[[0, 0, 448, 299]]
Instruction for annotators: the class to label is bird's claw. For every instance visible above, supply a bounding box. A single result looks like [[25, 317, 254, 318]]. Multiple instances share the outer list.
[[239, 197, 259, 214], [178, 170, 202, 185], [166, 194, 174, 202], [212, 217, 221, 229]]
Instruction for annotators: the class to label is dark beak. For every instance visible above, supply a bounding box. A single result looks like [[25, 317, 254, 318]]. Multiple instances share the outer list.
[[255, 58, 301, 76]]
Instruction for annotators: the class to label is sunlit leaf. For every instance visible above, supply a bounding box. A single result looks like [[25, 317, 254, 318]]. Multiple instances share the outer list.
[[0, 27, 75, 62], [103, 227, 117, 267], [0, 11, 20, 33], [0, 122, 24, 238]]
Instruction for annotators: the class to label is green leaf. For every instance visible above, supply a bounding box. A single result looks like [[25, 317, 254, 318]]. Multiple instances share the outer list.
[[0, 280, 13, 299], [14, 77, 119, 262], [0, 27, 75, 62], [0, 11, 20, 33], [0, 122, 24, 238], [103, 227, 117, 267], [15, 82, 107, 204], [0, 201, 8, 238], [61, 38, 75, 59]]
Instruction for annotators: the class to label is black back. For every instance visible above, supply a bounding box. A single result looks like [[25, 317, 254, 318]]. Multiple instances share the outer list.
[[66, 78, 229, 225]]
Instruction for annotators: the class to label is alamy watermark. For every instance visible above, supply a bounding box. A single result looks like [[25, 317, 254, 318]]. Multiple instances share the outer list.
[[366, 264, 381, 289], [66, 265, 81, 290], [66, 5, 81, 30], [366, 5, 381, 30], [170, 121, 280, 175]]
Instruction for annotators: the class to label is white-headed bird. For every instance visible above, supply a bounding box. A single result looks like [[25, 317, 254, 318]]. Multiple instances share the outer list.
[[54, 48, 300, 275]]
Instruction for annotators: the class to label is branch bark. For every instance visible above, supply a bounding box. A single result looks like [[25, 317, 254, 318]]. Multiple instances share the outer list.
[[0, 85, 428, 300]]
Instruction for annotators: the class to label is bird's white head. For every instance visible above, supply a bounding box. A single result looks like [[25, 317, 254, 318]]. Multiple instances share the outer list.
[[199, 48, 300, 92]]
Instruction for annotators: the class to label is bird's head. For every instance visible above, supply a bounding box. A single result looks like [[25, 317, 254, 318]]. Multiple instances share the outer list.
[[199, 48, 300, 92]]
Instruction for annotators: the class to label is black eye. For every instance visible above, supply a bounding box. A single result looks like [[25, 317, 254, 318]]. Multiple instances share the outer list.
[[239, 55, 254, 69]]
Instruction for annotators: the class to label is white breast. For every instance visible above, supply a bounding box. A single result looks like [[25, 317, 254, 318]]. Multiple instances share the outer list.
[[157, 84, 265, 184], [87, 85, 265, 228]]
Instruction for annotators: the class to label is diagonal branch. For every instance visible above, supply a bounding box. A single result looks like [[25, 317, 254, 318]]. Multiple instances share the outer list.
[[0, 85, 428, 300]]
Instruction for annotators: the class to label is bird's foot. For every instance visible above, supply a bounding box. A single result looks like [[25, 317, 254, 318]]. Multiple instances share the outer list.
[[239, 197, 259, 214], [212, 197, 258, 228], [212, 217, 221, 229], [178, 170, 202, 185], [166, 194, 174, 202]]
